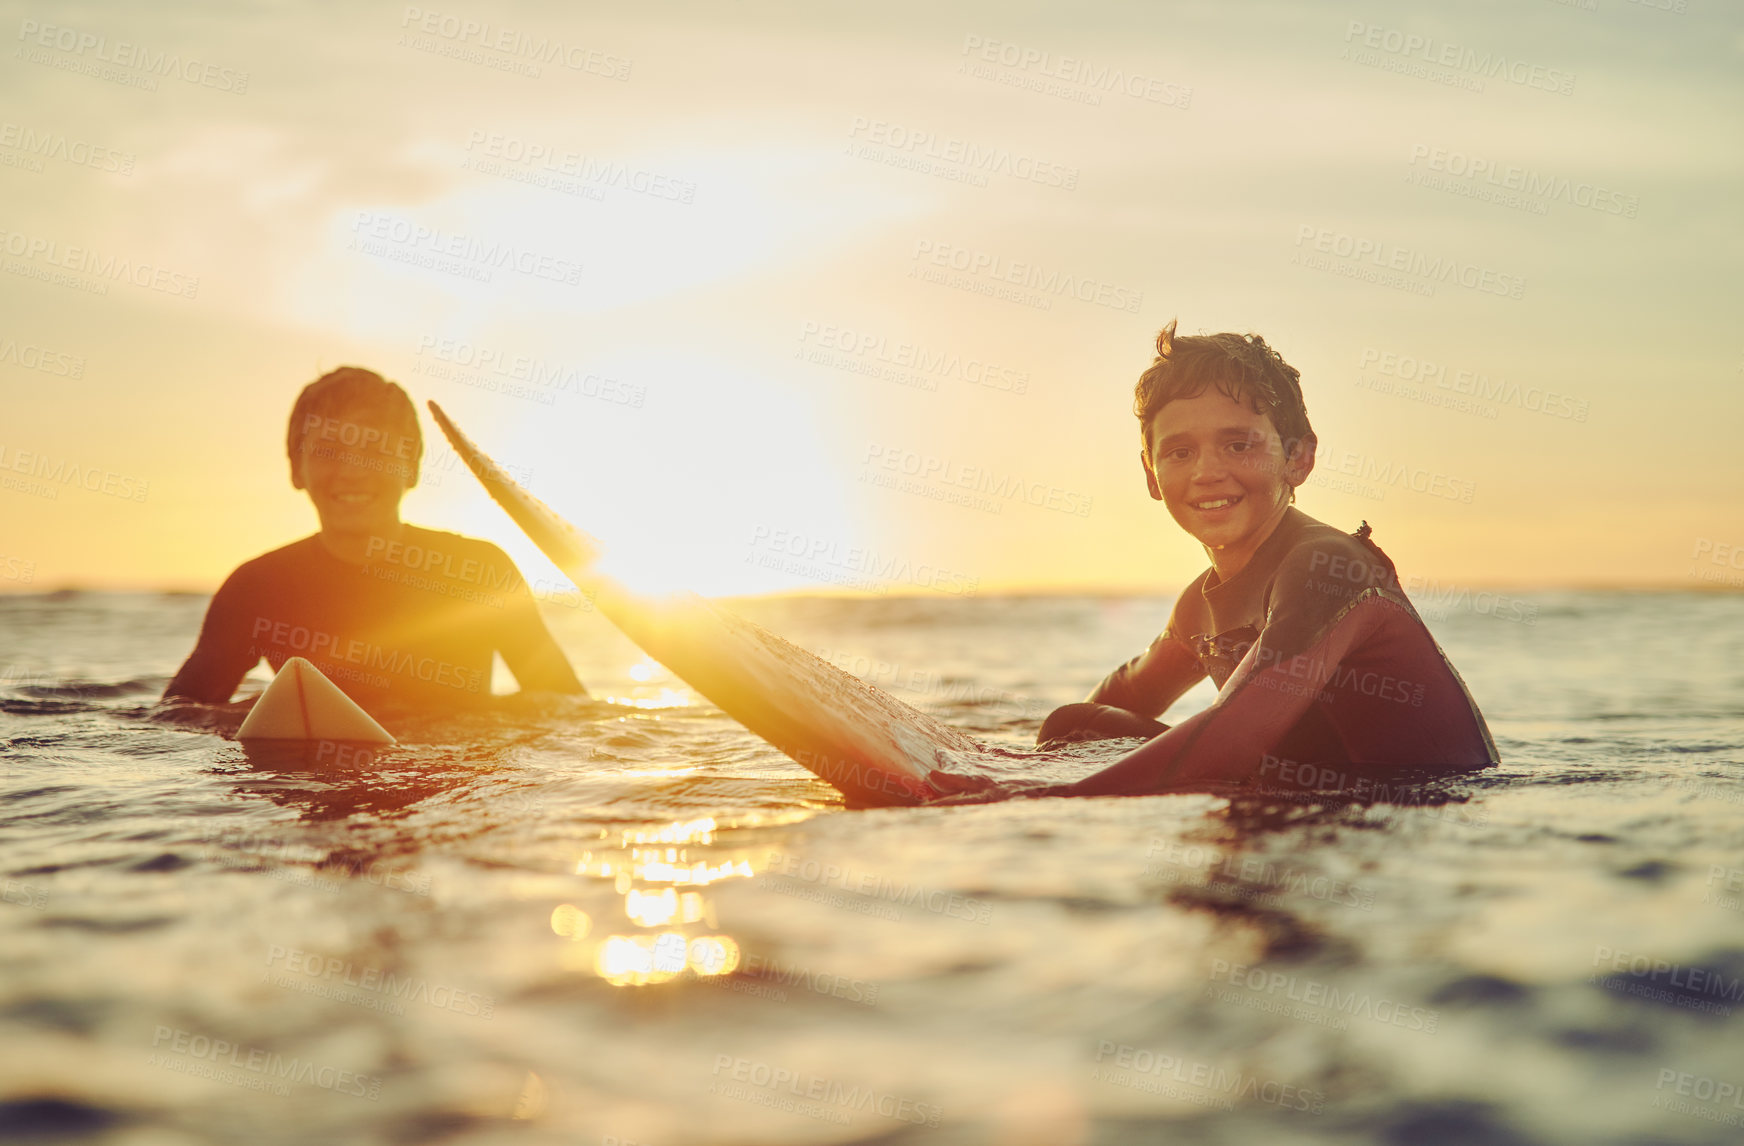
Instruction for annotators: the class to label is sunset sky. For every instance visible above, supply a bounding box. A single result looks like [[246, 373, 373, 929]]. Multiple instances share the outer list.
[[3, 0, 1740, 598]]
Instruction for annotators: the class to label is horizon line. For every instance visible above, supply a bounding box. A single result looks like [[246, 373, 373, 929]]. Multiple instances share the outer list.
[[1, 581, 1739, 600]]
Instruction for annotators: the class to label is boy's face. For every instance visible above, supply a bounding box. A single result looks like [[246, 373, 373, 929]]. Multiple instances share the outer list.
[[1141, 389, 1313, 558], [291, 405, 418, 536]]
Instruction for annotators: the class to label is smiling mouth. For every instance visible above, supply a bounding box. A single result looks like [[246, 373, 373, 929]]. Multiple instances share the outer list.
[[331, 492, 375, 506], [1191, 495, 1242, 511]]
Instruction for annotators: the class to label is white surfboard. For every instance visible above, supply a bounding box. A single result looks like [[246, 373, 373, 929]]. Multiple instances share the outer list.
[[236, 656, 397, 744], [427, 402, 1001, 806]]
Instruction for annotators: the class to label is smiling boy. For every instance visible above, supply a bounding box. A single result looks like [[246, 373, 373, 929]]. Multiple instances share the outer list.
[[1012, 322, 1496, 797], [164, 367, 584, 715]]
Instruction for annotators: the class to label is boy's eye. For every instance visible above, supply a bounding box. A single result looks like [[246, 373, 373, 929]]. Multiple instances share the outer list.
[[1227, 441, 1250, 453], [1166, 448, 1191, 462]]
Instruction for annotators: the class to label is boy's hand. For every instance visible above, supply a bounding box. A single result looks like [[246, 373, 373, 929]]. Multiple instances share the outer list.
[[925, 770, 1068, 805], [1037, 702, 1170, 748], [925, 769, 1006, 804]]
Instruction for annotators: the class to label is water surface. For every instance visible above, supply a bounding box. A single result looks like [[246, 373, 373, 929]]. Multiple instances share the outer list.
[[2, 589, 1742, 1145]]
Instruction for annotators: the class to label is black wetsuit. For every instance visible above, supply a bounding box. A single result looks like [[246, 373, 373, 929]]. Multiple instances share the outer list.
[[165, 527, 583, 713], [1044, 508, 1497, 795]]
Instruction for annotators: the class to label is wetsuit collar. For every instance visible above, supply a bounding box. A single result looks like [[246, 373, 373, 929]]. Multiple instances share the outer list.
[[1200, 506, 1308, 604], [313, 523, 408, 568]]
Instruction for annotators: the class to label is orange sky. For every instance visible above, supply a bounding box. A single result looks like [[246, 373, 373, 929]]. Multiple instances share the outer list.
[[3, 1, 1740, 598]]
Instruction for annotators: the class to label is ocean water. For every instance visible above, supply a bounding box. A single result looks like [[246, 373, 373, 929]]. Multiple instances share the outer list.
[[2, 588, 1743, 1146]]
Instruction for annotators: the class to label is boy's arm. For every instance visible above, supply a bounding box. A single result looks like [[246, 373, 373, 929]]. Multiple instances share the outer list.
[[1051, 590, 1395, 797], [1083, 632, 1207, 718], [1033, 630, 1207, 745], [490, 553, 586, 695], [163, 571, 261, 704]]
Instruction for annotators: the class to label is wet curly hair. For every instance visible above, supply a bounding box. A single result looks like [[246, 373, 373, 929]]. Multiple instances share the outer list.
[[1133, 319, 1314, 461], [286, 366, 422, 485]]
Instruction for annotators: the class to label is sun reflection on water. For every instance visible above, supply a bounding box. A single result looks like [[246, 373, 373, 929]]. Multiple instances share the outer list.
[[561, 815, 759, 988], [601, 688, 693, 710]]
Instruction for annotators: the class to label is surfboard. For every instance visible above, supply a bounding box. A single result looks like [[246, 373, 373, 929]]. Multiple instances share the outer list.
[[236, 656, 397, 745], [426, 401, 1007, 807]]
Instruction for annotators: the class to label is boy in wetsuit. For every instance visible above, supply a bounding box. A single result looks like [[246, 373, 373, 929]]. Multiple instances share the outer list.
[[975, 322, 1495, 798], [164, 367, 584, 714]]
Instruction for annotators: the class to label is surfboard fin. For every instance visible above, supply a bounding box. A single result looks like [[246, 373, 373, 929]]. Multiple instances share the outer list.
[[236, 657, 396, 744]]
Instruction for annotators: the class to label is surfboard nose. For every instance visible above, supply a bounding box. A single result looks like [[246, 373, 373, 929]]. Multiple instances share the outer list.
[[236, 656, 396, 745]]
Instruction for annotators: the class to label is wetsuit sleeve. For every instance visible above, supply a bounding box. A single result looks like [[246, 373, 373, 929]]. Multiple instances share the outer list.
[[1084, 631, 1207, 719], [488, 548, 586, 695], [163, 569, 261, 703], [1052, 589, 1402, 795]]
